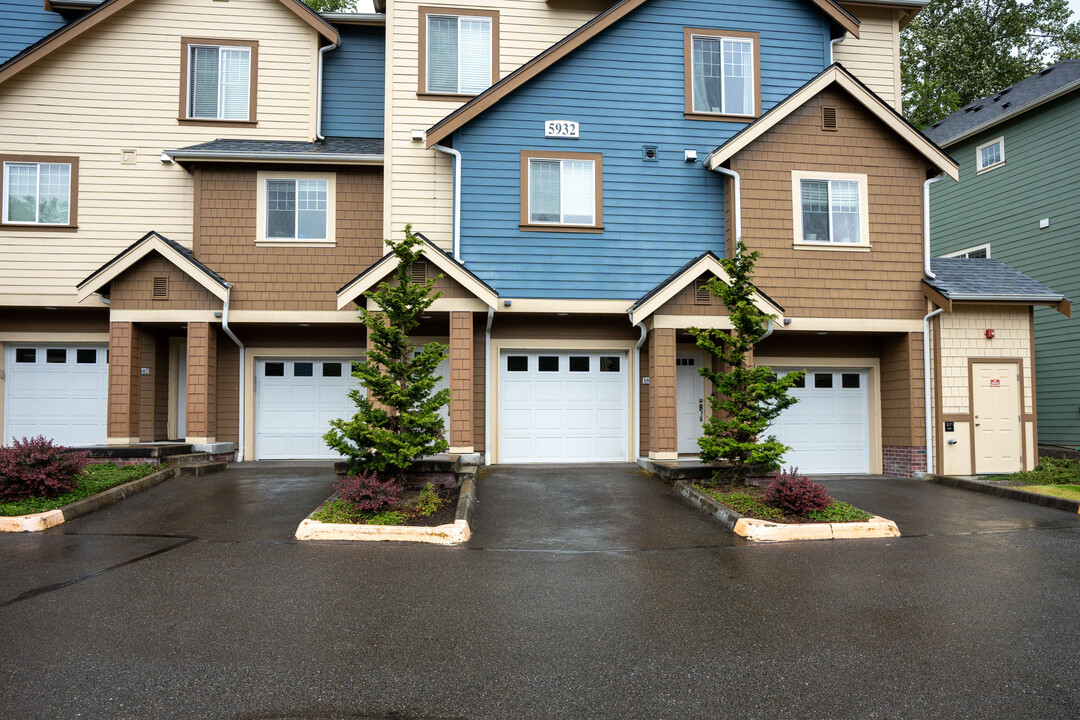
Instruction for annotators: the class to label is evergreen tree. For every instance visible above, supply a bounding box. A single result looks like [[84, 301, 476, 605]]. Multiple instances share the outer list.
[[325, 226, 450, 482], [689, 241, 804, 485]]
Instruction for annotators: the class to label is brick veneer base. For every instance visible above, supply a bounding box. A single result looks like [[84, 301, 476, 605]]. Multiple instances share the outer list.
[[883, 445, 926, 477]]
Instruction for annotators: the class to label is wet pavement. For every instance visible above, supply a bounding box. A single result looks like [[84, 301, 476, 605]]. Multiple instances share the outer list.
[[1, 462, 1079, 719]]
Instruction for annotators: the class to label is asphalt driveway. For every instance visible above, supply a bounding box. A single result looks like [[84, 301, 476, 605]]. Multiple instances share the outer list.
[[1, 462, 1079, 719]]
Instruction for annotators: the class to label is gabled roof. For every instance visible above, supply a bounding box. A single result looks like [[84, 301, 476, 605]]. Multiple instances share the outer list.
[[627, 251, 784, 325], [704, 63, 958, 180], [77, 230, 229, 303], [923, 60, 1080, 147], [923, 257, 1071, 317], [337, 233, 499, 310], [0, 0, 339, 87], [165, 138, 384, 166], [425, 0, 860, 148]]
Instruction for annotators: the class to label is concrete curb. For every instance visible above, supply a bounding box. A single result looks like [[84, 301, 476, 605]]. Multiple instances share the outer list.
[[674, 481, 900, 542], [917, 472, 1080, 514], [295, 470, 477, 545], [0, 466, 180, 533]]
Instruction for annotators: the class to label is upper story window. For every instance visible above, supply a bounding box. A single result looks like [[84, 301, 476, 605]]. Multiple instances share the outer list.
[[944, 244, 990, 259], [684, 28, 760, 121], [791, 170, 869, 250], [976, 137, 1005, 172], [420, 7, 499, 97], [180, 38, 258, 124], [1, 156, 78, 229], [520, 151, 603, 232], [255, 172, 336, 247]]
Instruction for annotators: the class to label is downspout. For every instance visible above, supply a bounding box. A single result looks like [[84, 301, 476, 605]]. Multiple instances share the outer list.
[[484, 306, 494, 465], [316, 40, 340, 141], [923, 174, 945, 279], [923, 306, 945, 474], [96, 293, 110, 306], [713, 166, 741, 240], [632, 320, 648, 461], [433, 144, 462, 262], [829, 33, 846, 64], [219, 284, 246, 462]]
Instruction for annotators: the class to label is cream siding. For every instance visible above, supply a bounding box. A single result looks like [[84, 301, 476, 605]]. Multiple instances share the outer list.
[[938, 305, 1034, 416], [385, 1, 598, 251], [835, 4, 901, 111], [0, 0, 321, 306]]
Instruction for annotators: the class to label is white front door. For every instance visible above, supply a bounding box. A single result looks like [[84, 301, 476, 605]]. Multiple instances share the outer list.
[[972, 361, 1022, 474], [769, 368, 870, 474], [676, 353, 705, 454], [255, 358, 361, 460], [3, 343, 109, 446], [498, 350, 629, 463]]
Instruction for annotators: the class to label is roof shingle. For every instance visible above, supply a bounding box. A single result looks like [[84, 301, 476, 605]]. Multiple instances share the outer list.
[[926, 257, 1066, 301]]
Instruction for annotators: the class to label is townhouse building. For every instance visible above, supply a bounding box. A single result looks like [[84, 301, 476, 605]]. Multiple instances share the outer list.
[[0, 0, 1065, 475]]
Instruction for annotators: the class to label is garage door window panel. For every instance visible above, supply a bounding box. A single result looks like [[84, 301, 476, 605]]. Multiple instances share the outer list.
[[322, 362, 342, 377], [507, 355, 528, 372], [264, 362, 285, 377], [15, 348, 35, 363]]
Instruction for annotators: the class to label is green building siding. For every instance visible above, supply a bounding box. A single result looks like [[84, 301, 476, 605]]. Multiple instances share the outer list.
[[930, 91, 1080, 446]]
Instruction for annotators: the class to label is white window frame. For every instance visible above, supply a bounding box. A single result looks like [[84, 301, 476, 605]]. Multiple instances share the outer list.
[[2, 161, 72, 226], [425, 13, 493, 95], [527, 157, 596, 227], [187, 44, 252, 121], [689, 32, 756, 117], [791, 170, 871, 251], [943, 243, 991, 259], [255, 171, 336, 247], [975, 136, 1005, 173]]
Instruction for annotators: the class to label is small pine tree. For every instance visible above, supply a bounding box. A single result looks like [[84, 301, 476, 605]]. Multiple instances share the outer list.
[[325, 226, 450, 482], [689, 240, 804, 485]]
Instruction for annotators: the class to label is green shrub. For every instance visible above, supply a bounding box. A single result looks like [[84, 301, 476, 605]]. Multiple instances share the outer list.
[[694, 484, 785, 521], [311, 498, 362, 524], [806, 501, 873, 523], [369, 509, 406, 525], [997, 457, 1080, 485], [410, 483, 444, 517]]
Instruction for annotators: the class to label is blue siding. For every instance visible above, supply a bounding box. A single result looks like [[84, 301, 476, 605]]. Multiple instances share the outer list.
[[322, 24, 385, 139], [0, 0, 69, 64], [453, 0, 831, 299]]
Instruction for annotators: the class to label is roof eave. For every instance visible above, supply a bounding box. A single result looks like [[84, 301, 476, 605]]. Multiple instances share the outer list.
[[164, 151, 384, 166]]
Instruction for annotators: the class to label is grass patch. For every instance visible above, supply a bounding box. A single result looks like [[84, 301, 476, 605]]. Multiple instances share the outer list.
[[992, 457, 1080, 486], [310, 498, 408, 526], [0, 463, 159, 516], [692, 483, 874, 524], [1018, 484, 1080, 502]]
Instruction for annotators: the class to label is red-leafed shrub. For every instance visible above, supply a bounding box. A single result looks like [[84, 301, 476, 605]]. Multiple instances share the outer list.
[[764, 467, 831, 516], [334, 470, 399, 511], [0, 436, 90, 501]]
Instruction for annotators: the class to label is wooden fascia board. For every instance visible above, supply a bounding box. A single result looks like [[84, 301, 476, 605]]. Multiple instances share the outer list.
[[0, 0, 338, 87], [921, 282, 953, 312], [77, 238, 229, 302], [706, 67, 959, 180], [629, 255, 783, 324], [336, 250, 498, 310]]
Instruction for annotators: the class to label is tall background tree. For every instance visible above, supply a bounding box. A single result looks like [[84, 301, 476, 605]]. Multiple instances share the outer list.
[[303, 0, 358, 12], [901, 0, 1080, 128]]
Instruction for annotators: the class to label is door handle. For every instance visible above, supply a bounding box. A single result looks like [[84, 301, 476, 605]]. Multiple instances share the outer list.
[[699, 398, 704, 422]]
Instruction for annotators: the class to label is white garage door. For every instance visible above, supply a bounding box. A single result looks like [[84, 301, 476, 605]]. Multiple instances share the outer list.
[[499, 350, 628, 463], [768, 368, 870, 474], [4, 343, 108, 446], [255, 358, 361, 460]]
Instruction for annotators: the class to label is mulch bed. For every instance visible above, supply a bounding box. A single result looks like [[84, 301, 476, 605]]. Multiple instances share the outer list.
[[693, 483, 872, 525], [397, 484, 459, 527]]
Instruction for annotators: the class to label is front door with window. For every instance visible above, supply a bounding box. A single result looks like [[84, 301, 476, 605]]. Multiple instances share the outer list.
[[972, 361, 1022, 473], [676, 354, 705, 454]]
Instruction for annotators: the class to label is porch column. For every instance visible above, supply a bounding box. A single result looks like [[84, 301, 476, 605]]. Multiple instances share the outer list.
[[185, 322, 217, 444], [107, 321, 141, 444], [448, 310, 474, 454], [648, 327, 677, 460]]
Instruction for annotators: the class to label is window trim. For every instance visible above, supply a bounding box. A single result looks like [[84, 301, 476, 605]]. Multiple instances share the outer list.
[[943, 243, 991, 259], [683, 27, 761, 122], [0, 154, 78, 231], [417, 6, 500, 100], [178, 37, 259, 126], [255, 171, 337, 247], [790, 170, 870, 251], [975, 136, 1005, 173], [519, 150, 603, 233]]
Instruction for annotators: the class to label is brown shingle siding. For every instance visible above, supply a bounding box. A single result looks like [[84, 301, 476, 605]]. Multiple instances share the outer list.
[[110, 254, 219, 310]]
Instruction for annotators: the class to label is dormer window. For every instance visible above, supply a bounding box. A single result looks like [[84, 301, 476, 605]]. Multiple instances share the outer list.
[[180, 38, 258, 124]]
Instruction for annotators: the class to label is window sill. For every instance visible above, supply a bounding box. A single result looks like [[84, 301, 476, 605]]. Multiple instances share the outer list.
[[178, 117, 258, 127], [519, 223, 604, 234], [255, 239, 336, 248], [793, 241, 870, 252], [975, 162, 1004, 175], [0, 222, 77, 231], [416, 92, 479, 101], [684, 111, 757, 123]]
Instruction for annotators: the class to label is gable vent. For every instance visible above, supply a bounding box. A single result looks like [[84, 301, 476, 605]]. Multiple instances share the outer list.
[[694, 278, 711, 304], [410, 260, 428, 284], [152, 276, 168, 299], [822, 106, 838, 131]]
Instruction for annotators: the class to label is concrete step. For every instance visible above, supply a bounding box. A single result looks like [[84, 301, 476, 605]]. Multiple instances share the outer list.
[[178, 461, 228, 477], [164, 452, 212, 466]]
